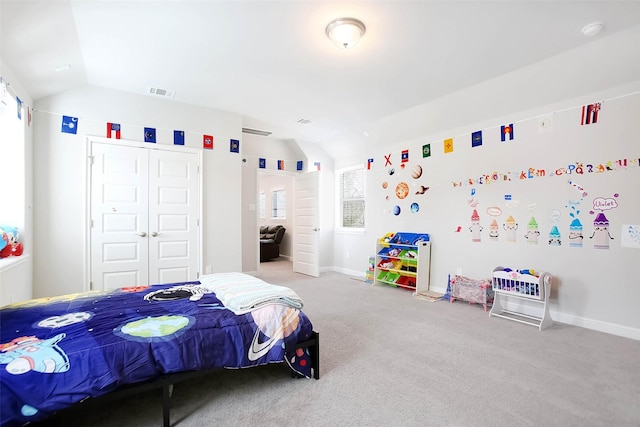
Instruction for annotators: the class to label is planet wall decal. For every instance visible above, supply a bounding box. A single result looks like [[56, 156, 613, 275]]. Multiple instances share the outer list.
[[393, 205, 401, 215], [411, 165, 422, 179], [411, 202, 419, 213]]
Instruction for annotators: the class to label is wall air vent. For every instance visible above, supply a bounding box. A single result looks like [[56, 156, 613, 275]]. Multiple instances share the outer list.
[[242, 127, 272, 137], [147, 87, 175, 99]]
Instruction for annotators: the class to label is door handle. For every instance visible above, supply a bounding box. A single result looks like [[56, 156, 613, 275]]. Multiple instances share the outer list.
[[313, 227, 319, 232], [135, 232, 147, 237], [151, 231, 159, 237]]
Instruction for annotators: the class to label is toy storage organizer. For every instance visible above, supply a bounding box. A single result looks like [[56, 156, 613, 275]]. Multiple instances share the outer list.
[[489, 266, 553, 331], [374, 232, 431, 296]]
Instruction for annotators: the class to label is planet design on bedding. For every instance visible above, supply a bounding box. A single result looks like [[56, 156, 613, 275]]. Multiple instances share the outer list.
[[115, 315, 195, 341]]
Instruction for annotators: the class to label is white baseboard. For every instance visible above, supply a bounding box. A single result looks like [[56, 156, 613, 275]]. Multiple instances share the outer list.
[[326, 266, 640, 341]]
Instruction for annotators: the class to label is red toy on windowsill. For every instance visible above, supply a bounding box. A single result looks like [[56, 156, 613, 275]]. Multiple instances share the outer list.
[[0, 225, 24, 258]]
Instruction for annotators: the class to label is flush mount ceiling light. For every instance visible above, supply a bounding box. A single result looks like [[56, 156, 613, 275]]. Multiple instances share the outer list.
[[326, 17, 366, 49], [581, 22, 604, 37]]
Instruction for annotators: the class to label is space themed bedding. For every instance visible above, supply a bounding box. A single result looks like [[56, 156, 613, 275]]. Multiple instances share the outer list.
[[0, 273, 315, 426]]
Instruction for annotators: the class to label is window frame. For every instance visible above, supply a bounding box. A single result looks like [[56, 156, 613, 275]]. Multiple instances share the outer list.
[[336, 164, 366, 231]]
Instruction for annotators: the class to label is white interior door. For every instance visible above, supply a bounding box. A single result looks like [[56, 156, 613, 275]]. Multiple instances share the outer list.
[[90, 142, 199, 290], [91, 143, 150, 289], [293, 171, 319, 277], [148, 149, 199, 285]]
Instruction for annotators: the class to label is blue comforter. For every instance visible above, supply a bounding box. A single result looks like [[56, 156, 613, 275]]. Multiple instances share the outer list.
[[0, 278, 314, 426]]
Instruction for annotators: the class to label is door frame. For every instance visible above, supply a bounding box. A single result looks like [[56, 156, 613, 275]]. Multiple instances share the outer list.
[[84, 136, 203, 291]]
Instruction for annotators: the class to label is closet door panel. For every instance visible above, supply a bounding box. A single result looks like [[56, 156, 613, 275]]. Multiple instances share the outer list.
[[90, 143, 149, 290], [148, 150, 199, 285]]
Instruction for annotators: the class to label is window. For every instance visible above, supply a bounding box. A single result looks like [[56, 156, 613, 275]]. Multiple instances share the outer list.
[[259, 192, 265, 219], [338, 166, 365, 229], [0, 89, 25, 227], [271, 189, 286, 219]]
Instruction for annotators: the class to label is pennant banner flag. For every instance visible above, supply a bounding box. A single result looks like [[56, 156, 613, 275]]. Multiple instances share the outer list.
[[144, 127, 156, 143], [314, 161, 321, 171], [501, 123, 514, 141], [174, 130, 185, 145], [278, 160, 284, 170], [444, 138, 453, 153], [422, 144, 431, 158], [61, 115, 78, 134], [367, 158, 374, 170], [203, 134, 213, 149], [107, 122, 121, 139], [230, 139, 239, 153], [16, 97, 22, 119], [581, 102, 601, 125], [471, 130, 482, 147], [401, 149, 409, 163], [296, 160, 303, 171], [259, 158, 266, 169], [27, 107, 32, 127]]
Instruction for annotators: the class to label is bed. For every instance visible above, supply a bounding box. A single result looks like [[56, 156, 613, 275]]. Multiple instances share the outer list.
[[0, 272, 319, 426]]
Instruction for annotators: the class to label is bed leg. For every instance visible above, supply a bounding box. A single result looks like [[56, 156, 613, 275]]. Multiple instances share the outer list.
[[311, 331, 320, 380], [162, 384, 171, 427]]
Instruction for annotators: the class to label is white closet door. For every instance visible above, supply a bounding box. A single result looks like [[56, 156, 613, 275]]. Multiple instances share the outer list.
[[148, 149, 199, 285], [91, 143, 150, 290]]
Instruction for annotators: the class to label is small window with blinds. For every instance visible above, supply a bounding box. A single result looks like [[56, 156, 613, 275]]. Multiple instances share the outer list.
[[271, 189, 286, 219], [339, 166, 365, 229]]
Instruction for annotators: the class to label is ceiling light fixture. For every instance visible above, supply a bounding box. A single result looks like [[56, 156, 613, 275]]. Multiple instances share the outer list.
[[326, 17, 366, 49], [581, 22, 604, 37]]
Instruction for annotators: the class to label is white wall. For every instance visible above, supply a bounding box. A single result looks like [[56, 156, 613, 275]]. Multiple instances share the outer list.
[[332, 81, 640, 339], [32, 85, 243, 297]]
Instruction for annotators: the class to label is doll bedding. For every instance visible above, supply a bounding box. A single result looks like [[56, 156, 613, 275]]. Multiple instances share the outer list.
[[0, 273, 314, 426]]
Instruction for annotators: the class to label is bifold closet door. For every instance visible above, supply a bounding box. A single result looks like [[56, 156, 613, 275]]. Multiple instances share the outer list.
[[90, 143, 199, 290]]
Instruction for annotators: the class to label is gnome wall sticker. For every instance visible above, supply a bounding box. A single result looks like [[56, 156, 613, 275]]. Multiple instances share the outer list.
[[569, 218, 584, 248], [469, 209, 483, 242], [524, 217, 540, 244], [489, 219, 499, 241], [503, 216, 518, 242], [589, 194, 619, 250], [548, 226, 562, 246]]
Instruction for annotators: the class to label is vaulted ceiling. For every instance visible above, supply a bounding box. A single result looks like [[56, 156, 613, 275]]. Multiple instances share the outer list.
[[2, 1, 639, 157]]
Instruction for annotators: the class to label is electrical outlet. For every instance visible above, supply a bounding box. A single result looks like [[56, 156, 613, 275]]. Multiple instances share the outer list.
[[539, 116, 554, 132]]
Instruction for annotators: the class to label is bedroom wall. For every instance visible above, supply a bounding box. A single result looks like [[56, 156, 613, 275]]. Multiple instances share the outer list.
[[32, 85, 243, 297], [332, 81, 640, 340]]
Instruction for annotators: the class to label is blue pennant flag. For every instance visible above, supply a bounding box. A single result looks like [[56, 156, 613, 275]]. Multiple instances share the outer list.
[[61, 115, 79, 134], [230, 139, 239, 153], [259, 158, 266, 169], [144, 127, 156, 143], [296, 160, 303, 171], [471, 130, 482, 147], [16, 97, 22, 120], [174, 130, 185, 145]]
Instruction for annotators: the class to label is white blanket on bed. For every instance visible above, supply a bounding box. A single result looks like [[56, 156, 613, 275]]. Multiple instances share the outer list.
[[198, 272, 304, 315]]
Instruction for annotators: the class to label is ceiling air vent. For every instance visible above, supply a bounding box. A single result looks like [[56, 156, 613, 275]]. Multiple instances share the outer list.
[[147, 87, 175, 99], [296, 118, 313, 125], [242, 127, 272, 137]]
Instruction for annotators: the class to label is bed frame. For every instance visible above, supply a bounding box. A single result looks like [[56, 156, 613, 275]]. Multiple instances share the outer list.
[[36, 331, 320, 427]]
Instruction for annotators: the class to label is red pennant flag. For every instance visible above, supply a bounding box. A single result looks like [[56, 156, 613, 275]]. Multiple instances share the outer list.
[[107, 122, 121, 139], [203, 134, 214, 149]]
